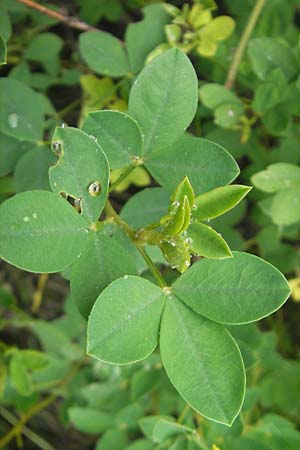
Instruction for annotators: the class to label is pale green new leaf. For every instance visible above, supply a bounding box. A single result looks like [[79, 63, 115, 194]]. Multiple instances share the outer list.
[[0, 191, 91, 273], [82, 110, 143, 169], [79, 31, 129, 77], [129, 49, 198, 155], [187, 221, 232, 259], [49, 127, 109, 223], [146, 134, 239, 194], [0, 78, 44, 141], [193, 185, 251, 221], [87, 276, 165, 364], [71, 230, 137, 319], [160, 298, 245, 425], [173, 251, 290, 325], [251, 163, 300, 193]]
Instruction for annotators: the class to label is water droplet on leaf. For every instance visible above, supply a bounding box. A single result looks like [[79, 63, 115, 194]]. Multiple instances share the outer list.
[[8, 112, 19, 129]]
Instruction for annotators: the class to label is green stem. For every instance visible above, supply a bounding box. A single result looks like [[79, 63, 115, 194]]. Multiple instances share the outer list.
[[225, 0, 267, 89], [0, 362, 82, 449], [137, 246, 167, 288], [0, 407, 56, 450], [177, 404, 191, 424], [109, 164, 136, 193], [104, 200, 167, 288]]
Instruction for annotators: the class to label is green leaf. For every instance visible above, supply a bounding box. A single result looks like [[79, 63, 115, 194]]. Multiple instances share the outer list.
[[193, 185, 251, 221], [87, 276, 165, 364], [139, 416, 193, 443], [125, 4, 169, 73], [19, 349, 49, 370], [187, 221, 232, 259], [68, 407, 114, 434], [95, 429, 128, 450], [25, 33, 63, 76], [248, 38, 299, 81], [171, 177, 194, 209], [251, 163, 300, 193], [9, 354, 33, 396], [14, 147, 56, 192], [82, 110, 143, 169], [0, 78, 44, 141], [214, 103, 244, 128], [120, 188, 170, 229], [268, 187, 300, 225], [199, 83, 241, 110], [0, 33, 6, 65], [0, 6, 11, 42], [79, 31, 129, 77], [131, 367, 159, 401], [146, 134, 239, 195], [163, 196, 191, 236], [160, 235, 191, 273], [160, 298, 245, 425], [173, 251, 290, 325], [252, 83, 281, 112], [129, 48, 198, 155], [49, 127, 109, 223], [116, 403, 144, 430], [70, 229, 137, 319], [0, 133, 31, 176], [0, 191, 91, 273], [125, 439, 154, 450]]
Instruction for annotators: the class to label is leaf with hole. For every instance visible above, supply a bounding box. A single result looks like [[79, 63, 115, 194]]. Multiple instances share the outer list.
[[82, 110, 143, 169], [49, 127, 109, 223], [0, 191, 91, 273]]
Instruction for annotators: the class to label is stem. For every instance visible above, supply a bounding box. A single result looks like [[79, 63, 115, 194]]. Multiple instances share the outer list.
[[137, 246, 167, 288], [224, 0, 267, 89], [0, 395, 56, 449], [177, 404, 191, 424], [32, 274, 48, 313], [104, 200, 167, 288], [109, 165, 136, 193], [0, 407, 57, 450], [15, 0, 97, 32], [0, 362, 82, 449]]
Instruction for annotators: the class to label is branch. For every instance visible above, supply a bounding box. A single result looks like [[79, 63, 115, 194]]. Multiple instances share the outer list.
[[15, 0, 97, 32], [225, 0, 267, 89]]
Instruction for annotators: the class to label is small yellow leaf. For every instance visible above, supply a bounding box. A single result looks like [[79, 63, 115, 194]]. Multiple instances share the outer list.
[[288, 278, 300, 302]]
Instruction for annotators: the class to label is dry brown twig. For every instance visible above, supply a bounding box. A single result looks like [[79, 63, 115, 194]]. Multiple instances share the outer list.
[[15, 0, 97, 32]]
